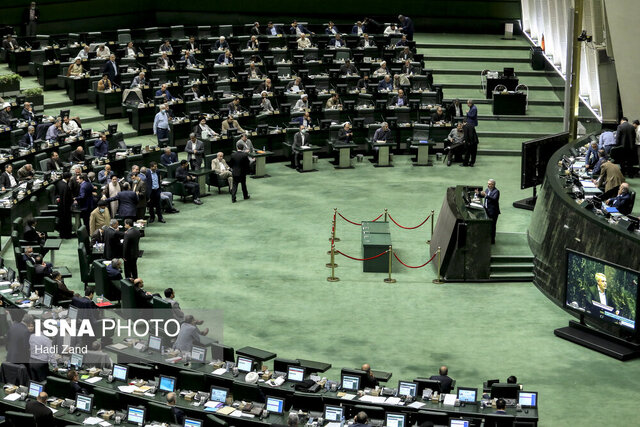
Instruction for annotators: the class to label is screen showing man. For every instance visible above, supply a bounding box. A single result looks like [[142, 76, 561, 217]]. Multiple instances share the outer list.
[[565, 250, 638, 330]]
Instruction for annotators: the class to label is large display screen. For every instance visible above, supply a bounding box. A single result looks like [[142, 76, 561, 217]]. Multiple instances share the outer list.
[[565, 250, 639, 331]]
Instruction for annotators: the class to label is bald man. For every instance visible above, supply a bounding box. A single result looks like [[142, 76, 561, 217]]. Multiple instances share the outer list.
[[361, 363, 379, 388], [429, 365, 453, 393], [166, 392, 185, 424], [25, 392, 54, 425]]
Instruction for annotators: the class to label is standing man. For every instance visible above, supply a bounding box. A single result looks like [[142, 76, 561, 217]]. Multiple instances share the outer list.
[[185, 133, 204, 170], [24, 2, 40, 36], [56, 172, 74, 238], [476, 179, 500, 244], [145, 162, 165, 223], [466, 99, 478, 127], [131, 173, 147, 219], [398, 15, 414, 40], [292, 125, 308, 170], [103, 219, 123, 260], [123, 219, 141, 279], [616, 117, 636, 176], [74, 174, 95, 230], [102, 54, 119, 85], [229, 142, 251, 203], [462, 120, 479, 167], [153, 104, 170, 145]]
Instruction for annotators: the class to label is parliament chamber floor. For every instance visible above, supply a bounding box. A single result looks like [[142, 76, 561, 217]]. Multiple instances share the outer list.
[[1, 30, 640, 427]]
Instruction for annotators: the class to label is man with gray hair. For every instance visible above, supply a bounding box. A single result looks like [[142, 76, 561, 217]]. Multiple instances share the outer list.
[[20, 125, 36, 149], [287, 413, 299, 427], [372, 122, 391, 163], [104, 219, 124, 259], [475, 179, 500, 244], [185, 133, 204, 170]]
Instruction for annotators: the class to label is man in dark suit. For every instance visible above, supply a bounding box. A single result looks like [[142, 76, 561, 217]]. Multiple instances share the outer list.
[[339, 59, 358, 76], [25, 392, 54, 425], [176, 160, 203, 204], [447, 99, 464, 121], [352, 411, 370, 427], [605, 182, 633, 215], [390, 89, 408, 107], [398, 14, 414, 40], [160, 147, 178, 166], [74, 174, 96, 229], [462, 121, 479, 167], [67, 370, 88, 395], [55, 172, 74, 238], [102, 54, 120, 85], [266, 22, 282, 36], [133, 278, 154, 308], [476, 179, 500, 244], [167, 393, 185, 425], [585, 272, 617, 313], [123, 219, 141, 279], [104, 182, 139, 220], [106, 258, 123, 280], [291, 125, 309, 170], [229, 142, 251, 203], [0, 164, 17, 190], [145, 162, 165, 223], [20, 125, 36, 148], [103, 219, 124, 259], [23, 219, 46, 246], [429, 365, 454, 394], [21, 102, 36, 121], [23, 2, 40, 36], [466, 99, 478, 127], [45, 151, 63, 172], [616, 117, 637, 175], [6, 309, 30, 364]]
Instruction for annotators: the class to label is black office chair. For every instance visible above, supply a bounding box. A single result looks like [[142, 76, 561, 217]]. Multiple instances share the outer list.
[[206, 414, 229, 427], [93, 387, 122, 410], [147, 401, 177, 424], [127, 363, 156, 381], [5, 411, 37, 427], [350, 404, 385, 420], [484, 414, 516, 427], [45, 375, 73, 399], [178, 370, 206, 391]]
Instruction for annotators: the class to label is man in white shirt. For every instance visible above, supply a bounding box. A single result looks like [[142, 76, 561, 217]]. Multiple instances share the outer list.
[[96, 44, 110, 59], [297, 34, 311, 49], [77, 45, 90, 59], [125, 41, 136, 58], [211, 151, 233, 188], [63, 116, 81, 135], [0, 164, 17, 190], [384, 24, 400, 35]]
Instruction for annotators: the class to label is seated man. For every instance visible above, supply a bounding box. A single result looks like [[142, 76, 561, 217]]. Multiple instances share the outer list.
[[339, 59, 358, 76], [431, 106, 446, 123], [372, 122, 391, 162], [24, 218, 47, 246], [356, 74, 370, 91], [98, 164, 113, 184], [69, 146, 85, 163], [361, 363, 379, 388], [352, 411, 370, 427], [17, 163, 34, 181], [130, 71, 146, 88], [211, 151, 233, 189], [329, 34, 344, 48], [401, 59, 414, 75], [217, 49, 233, 65], [325, 93, 341, 109], [395, 34, 409, 47], [95, 44, 110, 59], [195, 118, 218, 139], [605, 182, 633, 215], [293, 111, 313, 128], [167, 393, 185, 425], [67, 370, 88, 395], [160, 147, 178, 166], [227, 97, 243, 115], [390, 89, 408, 107], [286, 77, 304, 93], [0, 164, 17, 190], [378, 75, 393, 91], [21, 102, 36, 121], [293, 94, 309, 111], [255, 78, 274, 93], [97, 74, 112, 92], [63, 116, 82, 135], [94, 133, 109, 158], [125, 41, 136, 58], [25, 392, 54, 426], [46, 119, 63, 142], [585, 141, 600, 168], [352, 21, 366, 35], [266, 22, 281, 36], [429, 365, 453, 393], [246, 35, 259, 49], [155, 83, 175, 102], [221, 115, 244, 135], [213, 36, 229, 51], [398, 46, 413, 60], [259, 91, 274, 112], [176, 160, 202, 205], [359, 33, 375, 48], [66, 57, 84, 76], [0, 103, 11, 126], [373, 61, 389, 77], [245, 61, 262, 79], [297, 34, 311, 49], [106, 258, 123, 280], [33, 255, 53, 279], [133, 278, 154, 308], [45, 151, 63, 171], [20, 125, 36, 149], [183, 51, 197, 67], [591, 150, 607, 175], [338, 122, 354, 144], [325, 21, 340, 35], [156, 52, 171, 69], [444, 122, 465, 167]]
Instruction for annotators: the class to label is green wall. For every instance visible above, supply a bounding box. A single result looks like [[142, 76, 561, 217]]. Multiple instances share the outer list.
[[3, 0, 521, 34]]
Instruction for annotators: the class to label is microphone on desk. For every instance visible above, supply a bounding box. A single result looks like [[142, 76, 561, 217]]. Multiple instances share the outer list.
[[24, 40, 32, 49]]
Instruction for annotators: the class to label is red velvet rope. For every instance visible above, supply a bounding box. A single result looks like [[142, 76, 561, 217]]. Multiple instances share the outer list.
[[337, 212, 364, 226], [371, 213, 384, 222], [393, 251, 437, 269], [388, 213, 432, 230], [336, 249, 389, 262]]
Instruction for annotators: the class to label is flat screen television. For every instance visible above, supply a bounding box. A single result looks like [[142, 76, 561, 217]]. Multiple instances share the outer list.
[[520, 131, 569, 189], [565, 249, 639, 332]]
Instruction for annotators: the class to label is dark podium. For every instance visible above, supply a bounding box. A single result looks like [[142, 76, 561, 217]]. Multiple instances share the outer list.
[[429, 186, 493, 281]]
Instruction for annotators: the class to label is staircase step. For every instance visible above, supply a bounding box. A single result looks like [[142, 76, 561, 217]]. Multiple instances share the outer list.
[[478, 149, 520, 156], [427, 55, 530, 63], [417, 43, 531, 51], [489, 272, 534, 282], [439, 82, 563, 91], [491, 255, 534, 263], [431, 69, 549, 77], [490, 263, 534, 272]]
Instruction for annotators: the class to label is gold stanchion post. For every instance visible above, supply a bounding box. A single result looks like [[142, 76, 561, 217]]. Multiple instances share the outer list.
[[384, 246, 396, 283], [330, 208, 340, 242], [326, 242, 338, 268], [427, 209, 435, 244], [327, 245, 340, 282], [432, 246, 444, 284], [384, 208, 388, 222]]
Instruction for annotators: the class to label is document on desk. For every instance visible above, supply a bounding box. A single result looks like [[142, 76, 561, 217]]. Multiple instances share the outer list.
[[443, 393, 457, 406], [340, 393, 356, 400], [407, 401, 426, 409], [118, 385, 137, 394], [3, 393, 21, 401], [580, 180, 597, 188], [85, 376, 102, 384], [0, 288, 13, 294], [326, 423, 341, 427], [212, 368, 227, 375], [109, 343, 128, 350], [229, 410, 243, 418], [216, 406, 235, 415], [99, 422, 111, 427], [82, 417, 104, 425], [359, 395, 387, 404], [385, 396, 402, 405]]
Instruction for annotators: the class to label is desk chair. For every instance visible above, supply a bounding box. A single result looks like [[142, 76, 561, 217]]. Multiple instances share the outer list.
[[291, 391, 324, 412], [0, 362, 30, 386], [178, 370, 206, 391], [45, 375, 73, 399], [5, 411, 37, 427], [204, 154, 230, 194], [484, 414, 516, 427], [415, 410, 449, 426], [119, 278, 136, 310], [148, 401, 177, 424], [25, 260, 45, 294], [207, 414, 229, 427], [44, 276, 72, 307], [77, 243, 95, 287], [93, 261, 121, 303], [350, 404, 385, 420], [127, 363, 156, 381], [93, 387, 121, 410]]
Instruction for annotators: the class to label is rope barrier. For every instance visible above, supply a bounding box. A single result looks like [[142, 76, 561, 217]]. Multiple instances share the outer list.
[[371, 213, 384, 222], [388, 213, 432, 230], [336, 249, 389, 262], [337, 212, 363, 226], [393, 251, 438, 269]]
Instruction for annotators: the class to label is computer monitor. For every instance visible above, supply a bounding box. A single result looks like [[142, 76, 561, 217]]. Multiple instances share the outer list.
[[503, 67, 515, 77], [184, 418, 203, 427], [210, 386, 228, 403], [127, 406, 145, 424], [148, 336, 162, 352], [385, 412, 406, 427], [70, 353, 83, 369], [28, 381, 44, 398], [490, 383, 519, 399], [456, 387, 477, 403], [414, 378, 441, 395], [191, 345, 207, 363], [236, 355, 254, 372], [518, 391, 538, 408], [265, 396, 284, 414], [76, 393, 93, 414], [112, 364, 128, 382], [341, 374, 360, 391], [287, 365, 305, 382], [450, 419, 470, 427], [324, 405, 344, 422], [159, 375, 177, 393], [68, 306, 78, 320], [23, 280, 31, 296], [43, 292, 52, 308], [397, 381, 417, 397]]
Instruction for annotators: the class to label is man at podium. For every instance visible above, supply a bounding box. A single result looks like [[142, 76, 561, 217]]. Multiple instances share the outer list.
[[475, 179, 500, 244]]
